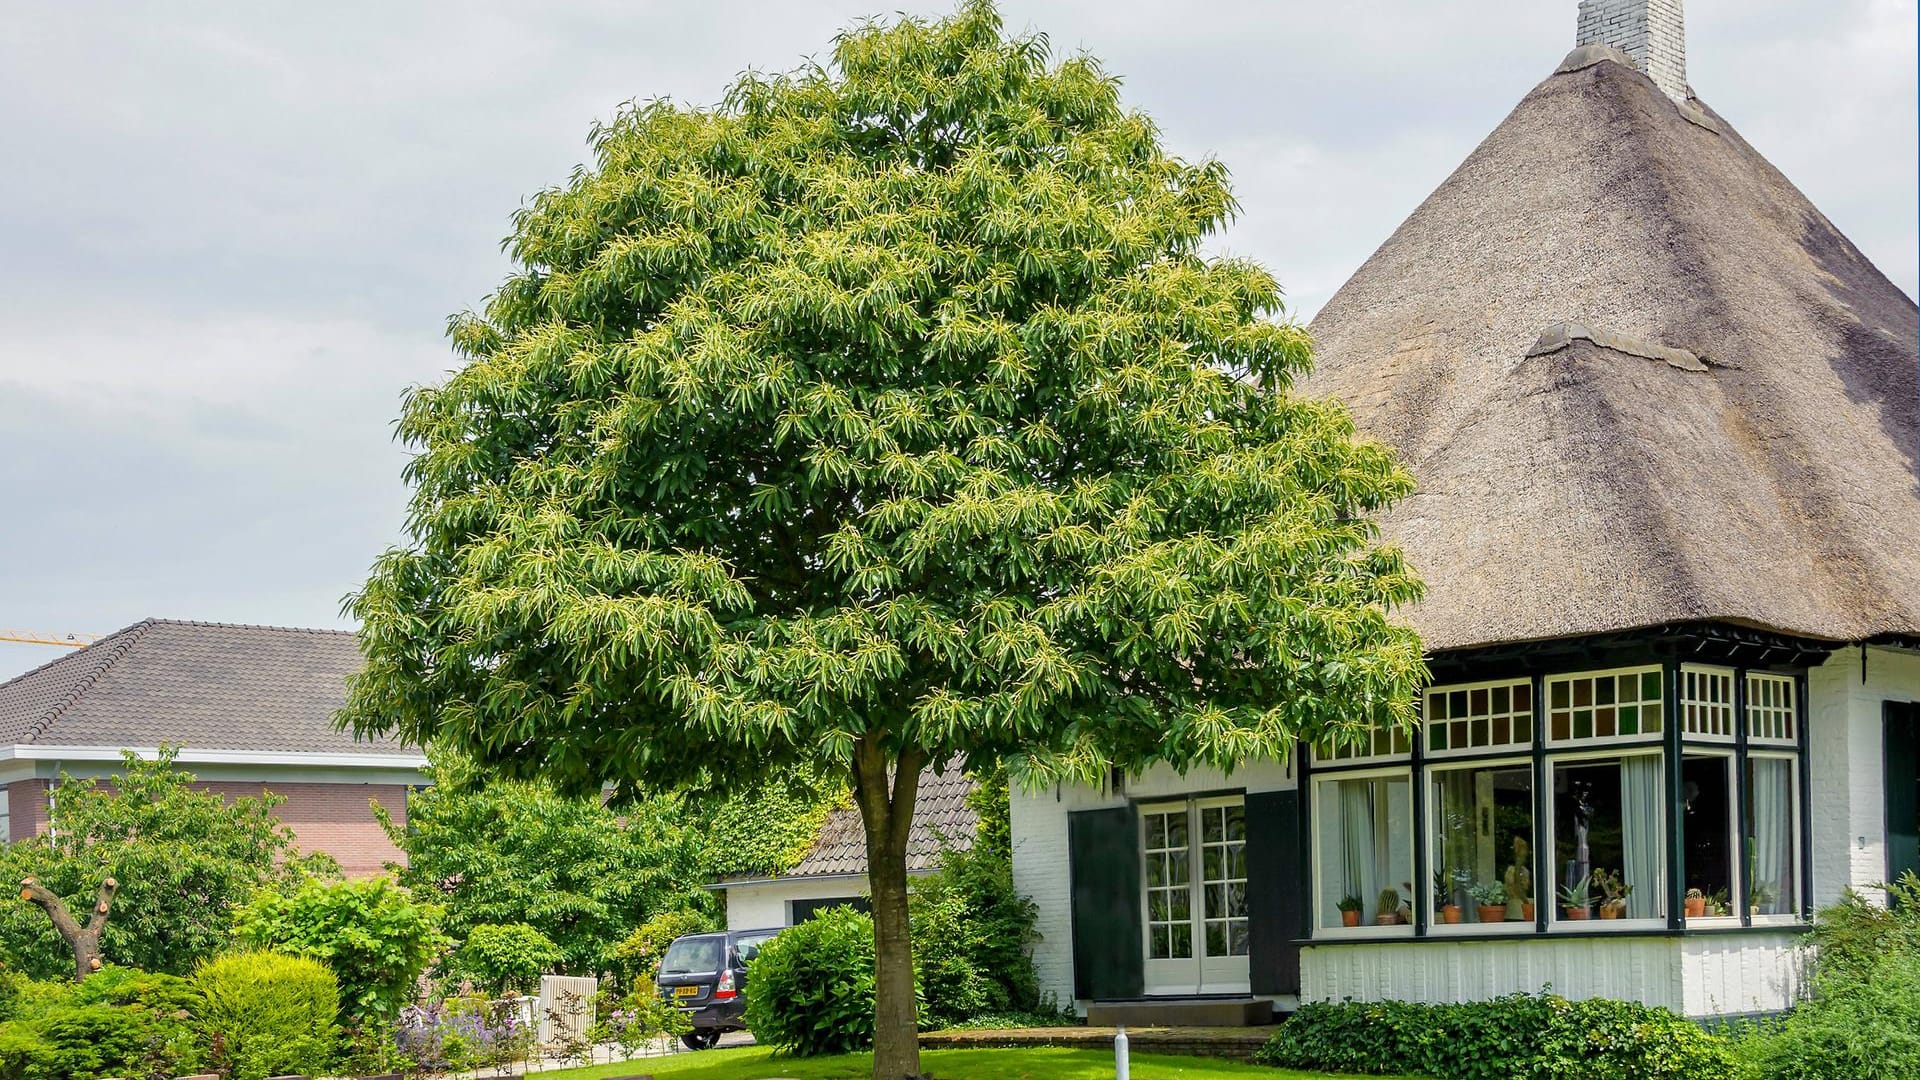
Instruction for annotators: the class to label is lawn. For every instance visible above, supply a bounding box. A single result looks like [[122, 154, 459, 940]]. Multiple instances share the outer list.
[[535, 1045, 1405, 1080]]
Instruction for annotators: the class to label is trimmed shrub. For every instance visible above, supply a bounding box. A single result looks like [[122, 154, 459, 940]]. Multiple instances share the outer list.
[[195, 950, 340, 1080], [1254, 993, 1732, 1080], [0, 1025, 53, 1080], [454, 922, 561, 997], [70, 965, 199, 1014], [742, 907, 880, 1057], [25, 1001, 203, 1080]]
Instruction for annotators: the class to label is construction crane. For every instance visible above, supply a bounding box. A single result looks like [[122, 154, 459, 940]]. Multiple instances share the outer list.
[[0, 629, 103, 648]]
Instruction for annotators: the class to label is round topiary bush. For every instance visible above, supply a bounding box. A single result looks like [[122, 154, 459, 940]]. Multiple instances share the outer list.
[[742, 907, 876, 1057], [194, 950, 340, 1080], [455, 922, 562, 997]]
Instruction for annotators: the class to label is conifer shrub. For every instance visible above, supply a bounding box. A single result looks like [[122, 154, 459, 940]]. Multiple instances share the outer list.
[[194, 951, 340, 1080]]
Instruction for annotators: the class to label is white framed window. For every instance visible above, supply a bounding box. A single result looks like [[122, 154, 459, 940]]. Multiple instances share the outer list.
[[1312, 725, 1412, 766], [1426, 757, 1536, 933], [1311, 768, 1414, 936], [1545, 749, 1667, 929], [1681, 665, 1736, 742], [1546, 667, 1664, 746], [1747, 752, 1801, 922], [1424, 678, 1534, 758], [1141, 804, 1195, 961], [1680, 750, 1741, 924], [1746, 674, 1797, 746]]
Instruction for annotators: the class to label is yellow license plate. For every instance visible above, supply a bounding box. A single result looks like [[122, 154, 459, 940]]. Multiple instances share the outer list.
[[674, 985, 700, 998]]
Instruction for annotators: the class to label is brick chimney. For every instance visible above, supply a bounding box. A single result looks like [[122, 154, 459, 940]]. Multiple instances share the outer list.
[[1577, 0, 1687, 102]]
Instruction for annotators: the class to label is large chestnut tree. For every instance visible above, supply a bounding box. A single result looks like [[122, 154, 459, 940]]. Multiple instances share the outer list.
[[343, 4, 1424, 1076]]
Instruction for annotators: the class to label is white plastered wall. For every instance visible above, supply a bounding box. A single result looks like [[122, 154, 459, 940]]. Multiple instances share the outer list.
[[1808, 645, 1920, 907], [1010, 758, 1295, 1010], [722, 875, 872, 931]]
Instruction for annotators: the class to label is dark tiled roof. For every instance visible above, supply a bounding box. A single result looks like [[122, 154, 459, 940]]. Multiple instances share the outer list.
[[0, 619, 415, 757], [785, 766, 978, 877]]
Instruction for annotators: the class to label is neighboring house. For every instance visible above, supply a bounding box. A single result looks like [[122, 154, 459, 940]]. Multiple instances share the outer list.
[[0, 619, 428, 876], [1013, 0, 1919, 1022], [715, 767, 977, 930]]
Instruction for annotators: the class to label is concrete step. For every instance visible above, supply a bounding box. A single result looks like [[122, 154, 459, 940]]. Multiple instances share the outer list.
[[1084, 997, 1274, 1028]]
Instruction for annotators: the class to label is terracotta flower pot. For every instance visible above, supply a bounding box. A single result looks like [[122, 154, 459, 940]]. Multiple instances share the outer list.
[[1477, 905, 1506, 925], [1523, 903, 1536, 922], [1562, 904, 1591, 921], [1684, 896, 1708, 918], [1599, 903, 1623, 920], [1341, 910, 1360, 927], [1441, 905, 1463, 924], [1374, 912, 1401, 926]]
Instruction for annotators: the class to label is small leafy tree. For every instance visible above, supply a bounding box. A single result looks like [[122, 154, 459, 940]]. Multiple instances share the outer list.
[[231, 877, 446, 1026], [342, 3, 1423, 1075], [454, 923, 561, 997], [378, 757, 714, 975], [0, 749, 331, 979]]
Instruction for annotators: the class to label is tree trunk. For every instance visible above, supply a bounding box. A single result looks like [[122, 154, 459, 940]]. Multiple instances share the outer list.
[[19, 875, 117, 981], [852, 739, 927, 1080]]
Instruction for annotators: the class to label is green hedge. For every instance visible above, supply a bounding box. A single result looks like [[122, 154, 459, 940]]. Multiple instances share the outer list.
[[1254, 994, 1733, 1080]]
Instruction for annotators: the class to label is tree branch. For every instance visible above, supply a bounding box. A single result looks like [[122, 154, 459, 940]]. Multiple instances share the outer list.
[[20, 874, 117, 979]]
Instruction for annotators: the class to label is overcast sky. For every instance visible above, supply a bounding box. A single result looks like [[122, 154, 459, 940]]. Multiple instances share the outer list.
[[1, 0, 1914, 679]]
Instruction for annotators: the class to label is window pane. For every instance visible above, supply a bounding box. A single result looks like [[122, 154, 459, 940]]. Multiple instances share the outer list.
[[1315, 773, 1413, 929], [1682, 755, 1735, 919], [1552, 756, 1664, 921], [1748, 757, 1798, 917], [1430, 764, 1535, 926]]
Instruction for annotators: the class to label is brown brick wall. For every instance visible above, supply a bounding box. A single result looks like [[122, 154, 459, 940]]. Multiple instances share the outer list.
[[9, 777, 408, 877]]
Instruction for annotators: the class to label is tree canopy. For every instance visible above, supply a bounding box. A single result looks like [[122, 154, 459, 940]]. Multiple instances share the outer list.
[[344, 3, 1423, 1073], [0, 750, 331, 979]]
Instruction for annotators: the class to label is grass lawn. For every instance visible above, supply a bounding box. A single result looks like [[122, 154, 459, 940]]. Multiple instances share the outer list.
[[534, 1045, 1405, 1080]]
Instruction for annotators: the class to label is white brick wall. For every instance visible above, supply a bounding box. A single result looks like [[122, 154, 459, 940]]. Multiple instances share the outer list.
[[1808, 645, 1920, 907], [1576, 0, 1688, 102], [1011, 759, 1295, 1011]]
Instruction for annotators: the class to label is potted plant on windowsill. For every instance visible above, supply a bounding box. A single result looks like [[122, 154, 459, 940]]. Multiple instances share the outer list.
[[1705, 889, 1730, 917], [1435, 869, 1463, 924], [1374, 887, 1403, 926], [1470, 881, 1508, 925], [1595, 869, 1632, 919], [1559, 875, 1592, 921], [1337, 894, 1364, 927], [1751, 879, 1779, 917], [1684, 888, 1707, 918]]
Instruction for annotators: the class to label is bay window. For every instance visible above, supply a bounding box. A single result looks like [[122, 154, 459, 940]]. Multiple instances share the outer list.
[[1309, 661, 1808, 940], [1428, 761, 1534, 927], [1312, 770, 1412, 933], [1549, 753, 1665, 924]]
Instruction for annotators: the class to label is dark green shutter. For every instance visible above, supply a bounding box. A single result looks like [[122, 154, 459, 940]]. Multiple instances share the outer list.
[[1068, 805, 1143, 1000], [1887, 702, 1919, 893], [1245, 789, 1303, 995]]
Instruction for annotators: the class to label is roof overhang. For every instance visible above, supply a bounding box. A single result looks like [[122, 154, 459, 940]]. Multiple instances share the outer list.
[[0, 745, 429, 770], [705, 867, 939, 891]]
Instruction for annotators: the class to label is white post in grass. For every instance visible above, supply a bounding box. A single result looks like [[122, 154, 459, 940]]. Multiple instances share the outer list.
[[1115, 1024, 1130, 1080]]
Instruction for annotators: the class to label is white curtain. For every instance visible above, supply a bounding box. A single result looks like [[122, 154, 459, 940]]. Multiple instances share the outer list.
[[1621, 755, 1664, 919], [1341, 781, 1379, 912], [1751, 758, 1793, 915]]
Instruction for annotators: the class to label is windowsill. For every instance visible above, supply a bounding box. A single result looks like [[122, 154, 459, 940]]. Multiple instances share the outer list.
[[1683, 915, 1742, 929], [1301, 922, 1812, 946], [1549, 917, 1666, 932], [1426, 920, 1536, 937], [1314, 923, 1414, 941]]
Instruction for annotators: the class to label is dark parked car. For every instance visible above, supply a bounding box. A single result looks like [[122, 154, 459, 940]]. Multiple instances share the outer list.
[[655, 927, 780, 1049]]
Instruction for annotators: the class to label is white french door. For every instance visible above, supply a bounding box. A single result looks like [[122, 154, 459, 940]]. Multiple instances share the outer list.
[[1139, 795, 1250, 995]]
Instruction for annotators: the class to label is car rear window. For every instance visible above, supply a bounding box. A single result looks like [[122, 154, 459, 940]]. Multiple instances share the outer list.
[[660, 935, 725, 975]]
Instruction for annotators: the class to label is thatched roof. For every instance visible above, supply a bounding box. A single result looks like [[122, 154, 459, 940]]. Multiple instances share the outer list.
[[1306, 45, 1919, 654]]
